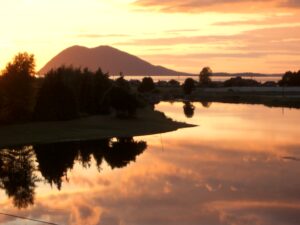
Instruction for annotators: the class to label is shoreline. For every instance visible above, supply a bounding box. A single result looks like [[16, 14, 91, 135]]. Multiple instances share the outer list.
[[0, 108, 195, 148], [157, 86, 300, 109]]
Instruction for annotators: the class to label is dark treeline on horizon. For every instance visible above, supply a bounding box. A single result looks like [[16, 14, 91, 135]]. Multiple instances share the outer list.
[[0, 137, 147, 209]]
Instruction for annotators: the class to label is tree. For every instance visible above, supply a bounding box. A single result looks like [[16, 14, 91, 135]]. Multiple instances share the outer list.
[[0, 52, 35, 123], [278, 70, 300, 86], [34, 70, 78, 121], [3, 52, 35, 77], [115, 74, 131, 91], [182, 78, 196, 95], [110, 86, 139, 118], [199, 67, 212, 86], [138, 77, 155, 93], [168, 79, 180, 87], [224, 76, 259, 87]]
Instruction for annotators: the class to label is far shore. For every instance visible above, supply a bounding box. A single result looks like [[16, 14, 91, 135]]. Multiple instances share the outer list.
[[154, 86, 300, 109], [0, 108, 195, 148]]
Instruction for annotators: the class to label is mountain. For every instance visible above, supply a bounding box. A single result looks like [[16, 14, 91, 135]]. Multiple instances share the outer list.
[[39, 45, 190, 76]]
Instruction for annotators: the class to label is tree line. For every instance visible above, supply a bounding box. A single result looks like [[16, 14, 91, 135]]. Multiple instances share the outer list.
[[0, 53, 158, 125]]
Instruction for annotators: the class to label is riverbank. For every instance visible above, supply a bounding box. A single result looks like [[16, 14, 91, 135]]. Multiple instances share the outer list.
[[0, 108, 195, 148]]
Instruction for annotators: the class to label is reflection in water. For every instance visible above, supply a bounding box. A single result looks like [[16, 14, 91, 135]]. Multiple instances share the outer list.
[[0, 147, 38, 209], [1, 102, 300, 225], [34, 142, 79, 190], [201, 101, 212, 108], [0, 137, 147, 208], [104, 137, 147, 169], [183, 101, 195, 118]]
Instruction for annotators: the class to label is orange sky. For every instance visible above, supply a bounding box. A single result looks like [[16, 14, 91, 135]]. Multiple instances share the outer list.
[[0, 0, 299, 73]]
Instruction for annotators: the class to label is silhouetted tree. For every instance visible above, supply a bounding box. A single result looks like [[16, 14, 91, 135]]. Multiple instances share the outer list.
[[115, 73, 131, 91], [224, 76, 260, 87], [199, 67, 212, 86], [0, 53, 35, 123], [278, 70, 300, 86], [0, 146, 38, 208], [183, 101, 195, 118], [168, 79, 180, 87], [110, 87, 139, 118], [182, 78, 196, 95], [34, 70, 78, 121], [90, 68, 112, 114], [138, 77, 155, 93]]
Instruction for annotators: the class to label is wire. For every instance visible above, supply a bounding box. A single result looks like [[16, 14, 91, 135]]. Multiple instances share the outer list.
[[0, 212, 59, 225]]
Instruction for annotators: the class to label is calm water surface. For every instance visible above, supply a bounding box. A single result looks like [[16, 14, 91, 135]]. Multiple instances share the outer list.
[[1, 102, 300, 225], [120, 75, 281, 83]]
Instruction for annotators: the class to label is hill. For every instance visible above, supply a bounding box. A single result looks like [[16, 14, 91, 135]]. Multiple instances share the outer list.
[[39, 45, 189, 76]]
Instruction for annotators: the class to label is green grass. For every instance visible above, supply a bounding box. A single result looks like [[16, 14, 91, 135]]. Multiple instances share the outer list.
[[0, 108, 194, 148]]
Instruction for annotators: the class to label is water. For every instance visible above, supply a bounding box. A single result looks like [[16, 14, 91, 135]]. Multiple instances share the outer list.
[[0, 102, 300, 225], [117, 75, 282, 83]]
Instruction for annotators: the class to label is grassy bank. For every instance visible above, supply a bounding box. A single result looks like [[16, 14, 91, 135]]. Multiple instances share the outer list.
[[0, 108, 194, 148]]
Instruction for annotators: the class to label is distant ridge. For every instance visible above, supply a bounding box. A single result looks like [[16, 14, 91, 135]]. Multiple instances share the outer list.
[[39, 45, 190, 76]]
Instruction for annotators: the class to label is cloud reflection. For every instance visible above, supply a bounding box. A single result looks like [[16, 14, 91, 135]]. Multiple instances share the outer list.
[[1, 103, 300, 224]]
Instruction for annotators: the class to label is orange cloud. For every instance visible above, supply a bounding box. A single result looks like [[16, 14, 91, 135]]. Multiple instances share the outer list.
[[133, 0, 299, 13]]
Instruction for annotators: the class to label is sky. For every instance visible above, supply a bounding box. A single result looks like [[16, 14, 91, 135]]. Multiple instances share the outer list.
[[0, 0, 300, 73]]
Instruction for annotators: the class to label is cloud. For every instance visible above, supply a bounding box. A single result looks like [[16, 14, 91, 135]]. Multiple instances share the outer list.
[[77, 34, 129, 38], [213, 14, 300, 26], [133, 0, 291, 13], [115, 26, 300, 59]]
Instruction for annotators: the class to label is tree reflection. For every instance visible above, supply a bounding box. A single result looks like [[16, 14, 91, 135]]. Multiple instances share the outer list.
[[200, 101, 212, 108], [0, 146, 38, 209], [183, 101, 195, 118], [0, 137, 147, 208], [34, 142, 79, 190], [78, 139, 110, 170], [104, 137, 147, 169], [34, 137, 147, 189]]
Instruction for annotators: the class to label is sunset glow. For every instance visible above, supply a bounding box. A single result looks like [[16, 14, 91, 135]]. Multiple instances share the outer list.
[[1, 0, 299, 73]]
